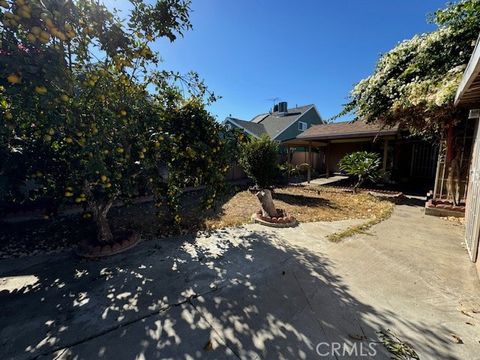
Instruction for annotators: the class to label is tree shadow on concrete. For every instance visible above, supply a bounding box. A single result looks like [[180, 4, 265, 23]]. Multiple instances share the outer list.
[[0, 226, 460, 360]]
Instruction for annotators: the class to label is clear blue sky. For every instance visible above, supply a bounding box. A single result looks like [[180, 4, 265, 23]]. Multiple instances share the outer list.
[[109, 0, 448, 122]]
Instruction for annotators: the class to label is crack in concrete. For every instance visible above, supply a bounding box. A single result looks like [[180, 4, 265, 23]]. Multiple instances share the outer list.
[[292, 269, 339, 360], [28, 252, 296, 360], [29, 287, 219, 360], [187, 297, 244, 360]]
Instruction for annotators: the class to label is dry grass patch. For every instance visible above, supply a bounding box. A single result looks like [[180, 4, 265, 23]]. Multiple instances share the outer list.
[[203, 186, 394, 229], [0, 185, 395, 258], [327, 204, 394, 242]]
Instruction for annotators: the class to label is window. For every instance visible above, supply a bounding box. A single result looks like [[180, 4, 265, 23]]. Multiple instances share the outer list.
[[298, 121, 308, 131]]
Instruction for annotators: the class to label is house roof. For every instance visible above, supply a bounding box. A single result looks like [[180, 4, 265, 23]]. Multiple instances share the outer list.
[[296, 121, 399, 141], [224, 104, 316, 139], [455, 33, 480, 106], [251, 113, 269, 123], [258, 104, 314, 139], [225, 117, 268, 137]]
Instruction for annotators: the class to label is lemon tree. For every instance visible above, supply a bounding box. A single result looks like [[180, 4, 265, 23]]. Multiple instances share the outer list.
[[151, 96, 246, 225], [0, 0, 229, 244]]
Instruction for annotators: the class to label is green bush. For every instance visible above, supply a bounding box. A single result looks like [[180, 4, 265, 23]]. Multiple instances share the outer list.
[[339, 151, 381, 193], [240, 135, 279, 188]]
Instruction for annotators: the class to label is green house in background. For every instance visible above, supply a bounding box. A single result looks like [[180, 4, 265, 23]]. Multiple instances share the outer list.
[[223, 102, 324, 141]]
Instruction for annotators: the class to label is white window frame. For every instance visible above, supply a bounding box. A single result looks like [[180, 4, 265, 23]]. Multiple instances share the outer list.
[[298, 121, 308, 131]]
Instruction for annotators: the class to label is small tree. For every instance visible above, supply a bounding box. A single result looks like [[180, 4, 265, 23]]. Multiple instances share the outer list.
[[240, 135, 279, 217], [339, 151, 381, 194], [240, 135, 278, 189]]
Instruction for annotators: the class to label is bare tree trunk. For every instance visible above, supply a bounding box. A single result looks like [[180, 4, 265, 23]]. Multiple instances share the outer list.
[[353, 176, 363, 194], [256, 189, 278, 218], [447, 155, 460, 206], [94, 205, 114, 244], [83, 182, 115, 244]]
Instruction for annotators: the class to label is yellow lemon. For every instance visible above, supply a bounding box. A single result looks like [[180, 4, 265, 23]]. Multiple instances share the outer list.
[[56, 31, 67, 41], [100, 175, 107, 182], [31, 26, 42, 36], [64, 191, 73, 197], [18, 9, 31, 19], [7, 73, 21, 84], [60, 94, 69, 102], [65, 137, 73, 144], [116, 147, 124, 154], [44, 18, 54, 28], [5, 112, 13, 120], [119, 110, 127, 117], [39, 30, 50, 41], [35, 86, 47, 94]]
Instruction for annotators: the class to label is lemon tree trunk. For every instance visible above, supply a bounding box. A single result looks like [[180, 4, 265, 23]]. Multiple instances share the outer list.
[[92, 200, 114, 244]]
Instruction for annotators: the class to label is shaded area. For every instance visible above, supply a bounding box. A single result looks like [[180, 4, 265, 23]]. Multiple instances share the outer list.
[[1, 210, 477, 359], [316, 176, 431, 197], [273, 192, 335, 208]]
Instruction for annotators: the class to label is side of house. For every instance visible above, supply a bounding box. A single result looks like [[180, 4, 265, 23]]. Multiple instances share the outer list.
[[452, 34, 480, 266], [223, 102, 323, 141], [223, 102, 324, 180]]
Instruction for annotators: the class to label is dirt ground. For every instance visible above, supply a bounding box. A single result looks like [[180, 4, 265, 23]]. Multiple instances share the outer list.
[[0, 186, 393, 259]]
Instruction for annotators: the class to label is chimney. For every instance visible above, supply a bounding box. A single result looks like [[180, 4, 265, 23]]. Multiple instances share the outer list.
[[278, 101, 288, 114]]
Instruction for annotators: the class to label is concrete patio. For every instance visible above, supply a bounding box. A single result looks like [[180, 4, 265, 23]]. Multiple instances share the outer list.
[[1, 205, 479, 359]]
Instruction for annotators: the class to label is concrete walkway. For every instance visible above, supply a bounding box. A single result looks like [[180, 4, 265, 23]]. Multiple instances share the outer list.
[[305, 175, 349, 186], [1, 205, 479, 359]]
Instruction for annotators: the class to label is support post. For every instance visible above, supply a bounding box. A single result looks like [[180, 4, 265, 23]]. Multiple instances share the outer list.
[[286, 146, 291, 182], [325, 142, 330, 178], [307, 142, 312, 183], [382, 139, 389, 173]]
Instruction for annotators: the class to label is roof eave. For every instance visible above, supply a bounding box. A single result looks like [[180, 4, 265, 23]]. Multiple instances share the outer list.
[[297, 130, 398, 141], [455, 33, 480, 106]]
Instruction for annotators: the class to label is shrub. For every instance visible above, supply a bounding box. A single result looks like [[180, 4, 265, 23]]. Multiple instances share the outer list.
[[240, 135, 279, 189], [339, 151, 381, 193]]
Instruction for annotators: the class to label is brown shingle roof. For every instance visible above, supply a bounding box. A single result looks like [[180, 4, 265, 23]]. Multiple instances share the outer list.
[[297, 121, 399, 140]]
